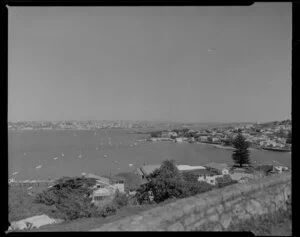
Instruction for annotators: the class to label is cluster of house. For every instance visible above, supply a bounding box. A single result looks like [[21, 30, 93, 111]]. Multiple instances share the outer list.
[[134, 162, 290, 187], [135, 163, 233, 186], [10, 161, 290, 203], [80, 173, 126, 205], [51, 162, 290, 203], [148, 121, 291, 151]]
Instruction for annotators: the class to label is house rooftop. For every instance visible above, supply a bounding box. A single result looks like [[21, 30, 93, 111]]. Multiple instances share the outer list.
[[177, 165, 206, 171], [139, 164, 207, 177], [140, 165, 161, 177], [204, 162, 229, 171], [82, 173, 110, 184], [182, 169, 215, 176]]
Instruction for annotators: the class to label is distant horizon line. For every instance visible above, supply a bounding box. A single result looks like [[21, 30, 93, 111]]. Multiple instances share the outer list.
[[8, 118, 291, 124]]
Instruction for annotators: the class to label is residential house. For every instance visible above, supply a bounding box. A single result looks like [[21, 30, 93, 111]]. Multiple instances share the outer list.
[[230, 172, 257, 183], [198, 136, 208, 142], [272, 166, 289, 173], [212, 137, 221, 143], [193, 170, 223, 186], [161, 131, 170, 138], [84, 173, 110, 184], [169, 131, 178, 138], [204, 163, 230, 175], [82, 173, 125, 204], [175, 137, 185, 143], [177, 165, 206, 171], [135, 164, 207, 181]]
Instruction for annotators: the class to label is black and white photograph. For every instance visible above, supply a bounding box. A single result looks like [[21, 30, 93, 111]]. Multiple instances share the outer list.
[[7, 3, 291, 233]]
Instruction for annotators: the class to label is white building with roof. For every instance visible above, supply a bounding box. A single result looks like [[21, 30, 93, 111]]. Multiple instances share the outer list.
[[82, 173, 125, 203], [204, 163, 230, 175]]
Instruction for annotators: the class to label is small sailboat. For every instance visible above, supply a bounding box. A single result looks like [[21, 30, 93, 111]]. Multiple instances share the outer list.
[[12, 172, 18, 176], [53, 157, 58, 160], [35, 165, 42, 169], [129, 164, 134, 167]]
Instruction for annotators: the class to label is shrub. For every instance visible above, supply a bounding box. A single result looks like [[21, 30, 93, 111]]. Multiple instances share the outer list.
[[136, 160, 215, 204], [182, 171, 199, 183], [255, 165, 273, 176], [112, 190, 129, 209], [150, 131, 162, 138], [286, 130, 292, 144], [183, 181, 214, 196], [216, 175, 237, 188], [99, 203, 117, 217], [127, 195, 139, 206], [34, 177, 97, 220], [135, 160, 186, 204]]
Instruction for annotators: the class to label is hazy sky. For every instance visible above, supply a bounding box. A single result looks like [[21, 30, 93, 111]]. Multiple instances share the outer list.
[[8, 4, 291, 123]]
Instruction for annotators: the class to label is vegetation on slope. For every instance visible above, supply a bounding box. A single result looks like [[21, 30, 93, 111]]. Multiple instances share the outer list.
[[9, 185, 52, 222]]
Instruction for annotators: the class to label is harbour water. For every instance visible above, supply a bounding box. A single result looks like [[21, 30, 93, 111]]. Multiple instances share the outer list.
[[8, 129, 291, 180]]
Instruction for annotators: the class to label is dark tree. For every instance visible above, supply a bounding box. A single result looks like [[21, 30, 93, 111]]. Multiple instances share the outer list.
[[135, 160, 186, 204], [286, 130, 292, 144], [232, 133, 251, 167], [150, 131, 162, 138], [34, 177, 99, 220]]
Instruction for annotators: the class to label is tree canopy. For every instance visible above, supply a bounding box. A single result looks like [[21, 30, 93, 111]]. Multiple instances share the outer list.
[[34, 177, 99, 220], [286, 130, 292, 144], [135, 160, 213, 204], [232, 133, 251, 167]]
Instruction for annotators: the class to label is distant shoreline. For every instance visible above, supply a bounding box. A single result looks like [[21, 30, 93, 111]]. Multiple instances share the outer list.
[[196, 142, 259, 151]]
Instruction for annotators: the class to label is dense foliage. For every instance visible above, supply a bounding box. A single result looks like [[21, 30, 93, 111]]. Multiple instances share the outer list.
[[112, 190, 129, 208], [150, 131, 162, 138], [232, 133, 251, 167], [286, 130, 292, 144], [255, 165, 274, 176], [135, 160, 214, 204], [215, 174, 237, 188], [34, 177, 100, 220], [223, 136, 234, 146]]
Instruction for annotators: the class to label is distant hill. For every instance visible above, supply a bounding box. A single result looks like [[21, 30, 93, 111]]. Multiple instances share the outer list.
[[259, 119, 291, 128]]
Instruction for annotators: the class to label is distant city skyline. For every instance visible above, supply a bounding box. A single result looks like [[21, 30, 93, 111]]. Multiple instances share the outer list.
[[8, 4, 291, 123]]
